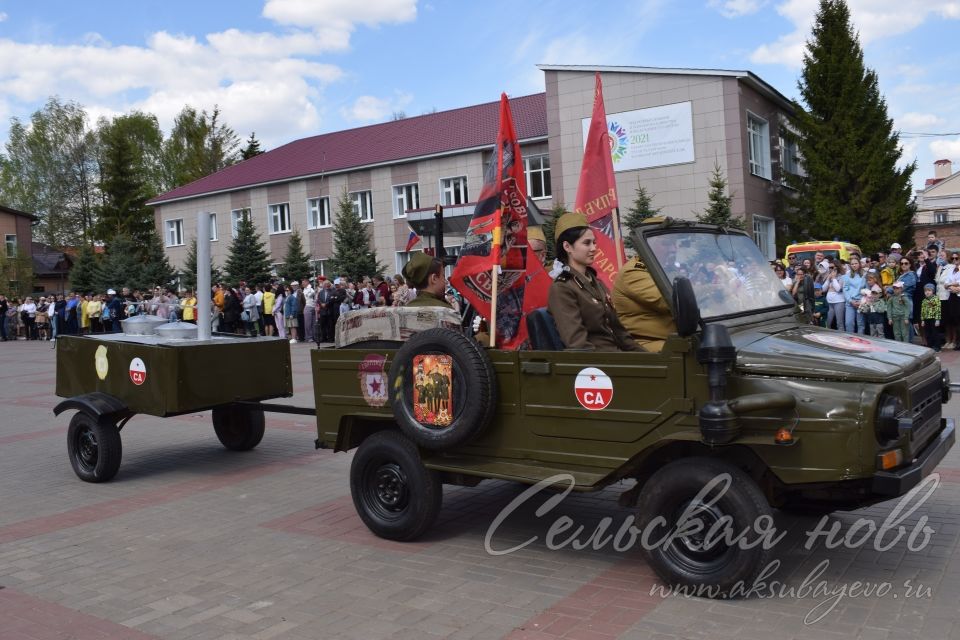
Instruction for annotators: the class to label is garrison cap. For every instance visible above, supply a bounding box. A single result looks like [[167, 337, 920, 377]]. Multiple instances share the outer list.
[[553, 212, 588, 241], [527, 226, 546, 244], [402, 252, 438, 288]]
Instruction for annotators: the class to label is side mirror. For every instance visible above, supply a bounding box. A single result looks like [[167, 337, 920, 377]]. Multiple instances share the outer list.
[[672, 276, 701, 337]]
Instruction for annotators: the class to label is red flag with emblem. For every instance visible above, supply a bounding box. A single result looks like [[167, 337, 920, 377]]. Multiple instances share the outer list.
[[574, 72, 624, 288], [450, 94, 551, 349]]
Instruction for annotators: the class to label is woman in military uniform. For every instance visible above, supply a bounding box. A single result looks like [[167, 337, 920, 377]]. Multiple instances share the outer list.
[[547, 212, 641, 351]]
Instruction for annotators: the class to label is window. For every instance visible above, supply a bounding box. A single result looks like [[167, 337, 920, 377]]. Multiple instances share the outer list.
[[309, 259, 329, 277], [440, 176, 468, 206], [747, 113, 771, 180], [393, 183, 419, 218], [4, 235, 16, 257], [231, 208, 251, 238], [752, 215, 775, 260], [779, 134, 800, 181], [308, 197, 331, 229], [269, 203, 291, 234], [351, 191, 373, 222], [165, 219, 184, 247], [209, 213, 218, 241], [935, 210, 949, 224], [524, 155, 552, 199]]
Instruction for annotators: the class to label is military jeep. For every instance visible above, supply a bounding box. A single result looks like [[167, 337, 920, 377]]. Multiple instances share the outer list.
[[312, 219, 955, 593]]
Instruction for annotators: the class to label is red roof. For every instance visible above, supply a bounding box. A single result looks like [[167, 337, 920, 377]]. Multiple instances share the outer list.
[[148, 93, 548, 206]]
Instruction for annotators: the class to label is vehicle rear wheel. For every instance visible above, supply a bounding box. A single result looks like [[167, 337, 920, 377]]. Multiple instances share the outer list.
[[388, 327, 496, 450], [350, 430, 442, 541], [212, 404, 266, 451], [637, 457, 774, 597], [67, 412, 122, 483]]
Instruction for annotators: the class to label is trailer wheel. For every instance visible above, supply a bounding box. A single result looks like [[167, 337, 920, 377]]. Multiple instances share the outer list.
[[637, 457, 774, 597], [212, 405, 266, 451], [350, 430, 442, 541], [67, 412, 122, 483], [388, 328, 496, 450]]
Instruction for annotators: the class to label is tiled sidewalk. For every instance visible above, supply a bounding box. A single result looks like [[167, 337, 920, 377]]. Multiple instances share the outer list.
[[0, 340, 959, 639]]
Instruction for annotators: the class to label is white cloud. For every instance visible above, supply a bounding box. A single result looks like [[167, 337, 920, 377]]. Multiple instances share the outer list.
[[341, 92, 413, 122], [0, 3, 421, 149], [708, 0, 768, 18], [750, 0, 960, 67], [930, 137, 960, 161], [897, 112, 945, 130]]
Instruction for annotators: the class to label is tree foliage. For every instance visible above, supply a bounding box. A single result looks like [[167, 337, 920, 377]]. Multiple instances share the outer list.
[[160, 105, 240, 190], [224, 214, 272, 286], [277, 229, 311, 283], [97, 232, 175, 291], [623, 180, 661, 252], [95, 112, 163, 246], [0, 250, 34, 298], [67, 244, 102, 293], [696, 162, 744, 229], [784, 0, 914, 252], [0, 97, 97, 246], [329, 190, 385, 280], [140, 230, 177, 290], [181, 237, 222, 290], [241, 132, 264, 160]]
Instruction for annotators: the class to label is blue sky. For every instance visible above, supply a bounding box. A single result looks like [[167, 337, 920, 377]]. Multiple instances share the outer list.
[[0, 0, 958, 189]]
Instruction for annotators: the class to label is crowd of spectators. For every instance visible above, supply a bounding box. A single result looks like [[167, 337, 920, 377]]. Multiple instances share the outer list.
[[0, 271, 461, 345], [777, 230, 959, 352]]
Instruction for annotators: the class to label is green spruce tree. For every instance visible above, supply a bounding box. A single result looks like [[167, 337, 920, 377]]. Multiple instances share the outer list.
[[181, 237, 222, 290], [785, 0, 914, 252], [139, 230, 176, 290], [98, 233, 143, 291], [696, 162, 744, 229], [277, 229, 311, 283], [329, 190, 385, 280], [68, 244, 102, 293], [241, 132, 264, 160], [96, 114, 159, 247], [623, 180, 661, 252], [224, 214, 272, 286]]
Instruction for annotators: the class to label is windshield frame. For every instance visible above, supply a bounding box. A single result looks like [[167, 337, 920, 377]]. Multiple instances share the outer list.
[[639, 225, 796, 323]]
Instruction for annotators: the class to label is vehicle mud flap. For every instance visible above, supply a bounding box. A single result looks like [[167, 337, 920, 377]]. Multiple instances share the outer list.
[[388, 327, 496, 450]]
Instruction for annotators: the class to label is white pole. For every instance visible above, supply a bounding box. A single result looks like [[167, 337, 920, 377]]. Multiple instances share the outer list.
[[197, 212, 212, 340]]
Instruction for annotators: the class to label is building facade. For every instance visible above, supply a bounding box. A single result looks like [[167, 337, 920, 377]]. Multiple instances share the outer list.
[[913, 159, 960, 248], [148, 65, 798, 279], [0, 204, 36, 294]]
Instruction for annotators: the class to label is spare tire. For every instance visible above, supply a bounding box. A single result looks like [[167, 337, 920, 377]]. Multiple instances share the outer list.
[[388, 327, 496, 450]]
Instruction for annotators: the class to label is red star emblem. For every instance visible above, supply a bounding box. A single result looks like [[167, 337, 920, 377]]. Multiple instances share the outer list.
[[369, 378, 382, 394], [590, 375, 597, 381]]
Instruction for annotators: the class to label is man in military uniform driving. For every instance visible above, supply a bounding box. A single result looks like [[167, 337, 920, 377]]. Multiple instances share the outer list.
[[612, 252, 677, 352]]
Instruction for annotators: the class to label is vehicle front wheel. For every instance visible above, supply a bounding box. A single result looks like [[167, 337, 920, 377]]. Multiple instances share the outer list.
[[637, 457, 774, 597], [212, 405, 266, 451], [350, 430, 442, 541], [67, 412, 122, 483]]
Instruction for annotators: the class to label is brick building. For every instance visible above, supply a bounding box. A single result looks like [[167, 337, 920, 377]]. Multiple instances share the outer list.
[[147, 64, 798, 277]]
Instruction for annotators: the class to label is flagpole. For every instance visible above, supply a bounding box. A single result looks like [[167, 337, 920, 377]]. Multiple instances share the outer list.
[[488, 219, 501, 348], [611, 207, 625, 269]]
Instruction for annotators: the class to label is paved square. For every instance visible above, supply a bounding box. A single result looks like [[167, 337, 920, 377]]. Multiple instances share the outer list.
[[2, 340, 960, 639]]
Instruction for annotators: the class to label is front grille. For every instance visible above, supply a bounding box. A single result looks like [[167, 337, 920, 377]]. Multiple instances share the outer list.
[[905, 375, 942, 456]]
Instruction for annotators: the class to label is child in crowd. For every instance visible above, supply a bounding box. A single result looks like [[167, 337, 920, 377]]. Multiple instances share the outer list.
[[812, 282, 828, 327], [887, 282, 912, 342], [920, 283, 942, 351], [860, 283, 886, 338]]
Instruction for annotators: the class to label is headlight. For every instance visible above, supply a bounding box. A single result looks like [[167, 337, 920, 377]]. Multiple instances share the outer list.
[[876, 394, 904, 443]]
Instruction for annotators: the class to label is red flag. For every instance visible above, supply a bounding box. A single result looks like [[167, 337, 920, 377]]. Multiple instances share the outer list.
[[450, 94, 551, 349], [574, 72, 623, 288]]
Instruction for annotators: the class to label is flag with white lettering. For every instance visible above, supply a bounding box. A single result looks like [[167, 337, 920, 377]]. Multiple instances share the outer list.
[[450, 94, 550, 349], [574, 72, 624, 288]]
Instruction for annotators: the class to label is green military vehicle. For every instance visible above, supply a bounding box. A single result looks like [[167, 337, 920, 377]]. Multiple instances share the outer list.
[[312, 218, 954, 593]]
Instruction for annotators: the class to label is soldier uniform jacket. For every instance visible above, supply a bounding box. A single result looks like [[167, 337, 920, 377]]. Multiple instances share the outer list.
[[612, 257, 676, 352], [548, 266, 640, 352], [407, 290, 452, 309]]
